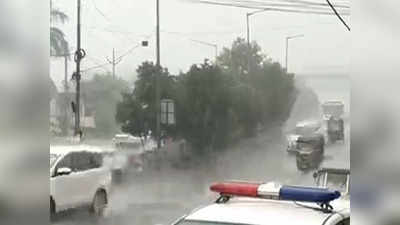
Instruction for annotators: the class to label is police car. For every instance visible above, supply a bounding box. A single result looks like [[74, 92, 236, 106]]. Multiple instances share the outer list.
[[173, 181, 350, 225]]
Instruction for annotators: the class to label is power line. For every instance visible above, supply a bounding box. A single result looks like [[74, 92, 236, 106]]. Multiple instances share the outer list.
[[193, 1, 350, 16], [220, 0, 349, 9], [81, 62, 111, 73], [116, 32, 155, 61], [326, 0, 350, 31], [249, 0, 349, 8], [91, 0, 112, 23]]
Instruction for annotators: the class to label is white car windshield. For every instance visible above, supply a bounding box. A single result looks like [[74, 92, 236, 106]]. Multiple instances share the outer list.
[[50, 154, 59, 168], [176, 220, 253, 225]]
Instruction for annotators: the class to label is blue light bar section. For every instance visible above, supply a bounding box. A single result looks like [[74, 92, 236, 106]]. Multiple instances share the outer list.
[[279, 186, 341, 203]]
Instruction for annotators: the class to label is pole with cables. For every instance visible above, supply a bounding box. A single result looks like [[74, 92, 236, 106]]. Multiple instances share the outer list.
[[73, 0, 86, 138], [156, 0, 161, 150]]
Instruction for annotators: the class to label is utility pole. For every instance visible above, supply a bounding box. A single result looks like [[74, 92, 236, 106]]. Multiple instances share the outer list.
[[112, 48, 115, 79], [285, 34, 304, 72], [107, 48, 122, 79], [155, 0, 161, 149], [64, 55, 69, 92], [73, 0, 85, 137]]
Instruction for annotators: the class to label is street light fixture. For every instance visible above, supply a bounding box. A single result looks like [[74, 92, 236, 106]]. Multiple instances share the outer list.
[[246, 8, 270, 74], [246, 8, 270, 47], [189, 39, 218, 64], [285, 34, 304, 73]]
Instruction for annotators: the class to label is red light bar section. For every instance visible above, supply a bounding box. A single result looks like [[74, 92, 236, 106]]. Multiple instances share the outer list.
[[210, 182, 260, 197]]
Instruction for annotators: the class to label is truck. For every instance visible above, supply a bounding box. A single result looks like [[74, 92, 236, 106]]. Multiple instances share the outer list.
[[287, 120, 322, 154], [295, 133, 325, 171], [322, 101, 345, 144]]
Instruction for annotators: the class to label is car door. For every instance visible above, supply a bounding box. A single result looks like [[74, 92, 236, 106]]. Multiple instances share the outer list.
[[85, 152, 108, 203], [69, 151, 93, 206], [52, 153, 79, 210]]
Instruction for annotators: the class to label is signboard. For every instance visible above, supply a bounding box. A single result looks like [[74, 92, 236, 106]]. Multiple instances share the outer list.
[[161, 99, 175, 125]]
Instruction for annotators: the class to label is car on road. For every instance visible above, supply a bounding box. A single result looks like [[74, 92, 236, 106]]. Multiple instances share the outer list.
[[325, 115, 345, 144], [172, 181, 350, 225], [50, 145, 112, 219], [322, 101, 344, 119], [111, 134, 146, 178], [321, 101, 345, 144], [287, 120, 323, 154], [313, 167, 350, 197], [296, 133, 325, 171]]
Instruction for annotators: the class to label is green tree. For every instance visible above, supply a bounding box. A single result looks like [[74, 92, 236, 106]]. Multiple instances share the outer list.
[[50, 0, 69, 57], [218, 37, 296, 134], [175, 60, 236, 154], [116, 61, 176, 137], [217, 37, 265, 79], [82, 74, 129, 137]]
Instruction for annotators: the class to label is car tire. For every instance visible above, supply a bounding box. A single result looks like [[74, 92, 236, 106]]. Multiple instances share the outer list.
[[90, 190, 107, 218]]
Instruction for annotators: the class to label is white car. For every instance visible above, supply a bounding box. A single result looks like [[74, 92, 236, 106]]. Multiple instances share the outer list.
[[173, 181, 350, 225], [50, 145, 112, 218]]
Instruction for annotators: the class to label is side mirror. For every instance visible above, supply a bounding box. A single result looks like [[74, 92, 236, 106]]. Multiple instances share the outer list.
[[57, 167, 72, 176]]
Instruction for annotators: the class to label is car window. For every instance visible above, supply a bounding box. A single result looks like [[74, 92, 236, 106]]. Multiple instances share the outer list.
[[89, 152, 103, 169], [71, 152, 91, 172], [55, 153, 73, 173], [69, 151, 103, 172]]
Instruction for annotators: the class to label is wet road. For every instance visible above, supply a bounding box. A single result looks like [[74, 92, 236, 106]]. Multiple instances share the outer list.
[[52, 75, 350, 225], [52, 124, 350, 225]]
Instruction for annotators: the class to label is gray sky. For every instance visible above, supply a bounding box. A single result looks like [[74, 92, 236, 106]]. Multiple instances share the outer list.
[[50, 0, 351, 90]]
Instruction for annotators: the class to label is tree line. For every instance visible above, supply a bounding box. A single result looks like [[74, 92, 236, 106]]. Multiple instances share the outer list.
[[115, 38, 297, 155]]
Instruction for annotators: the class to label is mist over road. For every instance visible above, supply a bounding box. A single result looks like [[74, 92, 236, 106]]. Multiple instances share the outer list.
[[52, 75, 350, 225]]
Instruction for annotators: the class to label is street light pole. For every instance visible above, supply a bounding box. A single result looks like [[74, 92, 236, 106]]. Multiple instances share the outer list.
[[73, 0, 85, 138], [245, 8, 269, 74], [155, 0, 161, 149], [285, 34, 304, 73]]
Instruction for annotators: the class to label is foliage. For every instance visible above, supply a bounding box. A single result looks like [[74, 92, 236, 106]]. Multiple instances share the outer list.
[[82, 74, 129, 137], [50, 1, 69, 57], [116, 62, 176, 137], [116, 38, 296, 156], [175, 61, 236, 153]]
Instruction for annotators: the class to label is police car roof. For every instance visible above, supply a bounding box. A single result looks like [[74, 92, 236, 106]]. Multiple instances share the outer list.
[[185, 198, 343, 225], [50, 145, 105, 156]]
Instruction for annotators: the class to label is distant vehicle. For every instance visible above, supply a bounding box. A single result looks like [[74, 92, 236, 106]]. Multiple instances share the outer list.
[[112, 134, 145, 175], [321, 101, 345, 144], [287, 120, 322, 154], [325, 115, 345, 144], [313, 168, 350, 197], [322, 101, 344, 119], [296, 133, 325, 171], [172, 181, 349, 225], [50, 145, 111, 218]]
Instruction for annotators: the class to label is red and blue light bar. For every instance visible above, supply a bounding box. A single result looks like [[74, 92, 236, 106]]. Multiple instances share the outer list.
[[210, 181, 341, 204]]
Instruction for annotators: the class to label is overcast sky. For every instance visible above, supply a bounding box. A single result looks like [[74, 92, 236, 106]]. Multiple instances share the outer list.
[[50, 0, 351, 90]]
